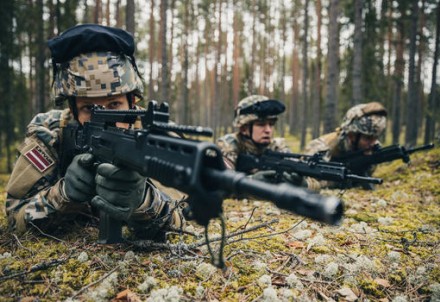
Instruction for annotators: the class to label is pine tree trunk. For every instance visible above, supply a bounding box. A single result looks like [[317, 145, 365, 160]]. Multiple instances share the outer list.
[[300, 0, 309, 150], [312, 0, 322, 139], [148, 0, 156, 101], [392, 3, 406, 144], [160, 0, 169, 102], [405, 0, 419, 147], [424, 2, 439, 143], [352, 0, 363, 105], [36, 0, 46, 113], [126, 0, 135, 33], [324, 0, 339, 133]]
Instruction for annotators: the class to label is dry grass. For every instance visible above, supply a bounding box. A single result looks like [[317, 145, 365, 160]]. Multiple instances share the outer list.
[[0, 147, 439, 301]]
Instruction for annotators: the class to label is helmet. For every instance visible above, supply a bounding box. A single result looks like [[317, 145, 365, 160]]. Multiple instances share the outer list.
[[48, 24, 144, 104], [233, 95, 285, 127], [52, 51, 144, 103], [340, 102, 387, 136]]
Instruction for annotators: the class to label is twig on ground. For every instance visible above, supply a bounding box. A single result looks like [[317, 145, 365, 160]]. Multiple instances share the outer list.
[[70, 264, 120, 298], [197, 218, 280, 247], [12, 234, 34, 255], [29, 222, 65, 243], [0, 257, 69, 282], [229, 207, 257, 235], [224, 218, 306, 245]]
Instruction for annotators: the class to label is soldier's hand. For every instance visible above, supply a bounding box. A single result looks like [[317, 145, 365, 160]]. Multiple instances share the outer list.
[[91, 163, 146, 221], [248, 170, 278, 183], [63, 153, 96, 202], [281, 171, 305, 186]]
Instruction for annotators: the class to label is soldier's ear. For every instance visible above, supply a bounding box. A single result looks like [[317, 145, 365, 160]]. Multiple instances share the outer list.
[[347, 132, 356, 143], [239, 124, 250, 136]]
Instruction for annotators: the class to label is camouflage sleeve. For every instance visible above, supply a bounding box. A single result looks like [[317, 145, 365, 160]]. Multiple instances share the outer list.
[[128, 180, 185, 239], [302, 134, 338, 190], [216, 135, 238, 170], [304, 137, 330, 156], [5, 110, 90, 233], [271, 137, 290, 153]]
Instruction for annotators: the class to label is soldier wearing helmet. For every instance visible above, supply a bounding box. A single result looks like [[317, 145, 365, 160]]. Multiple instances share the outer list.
[[217, 95, 315, 189], [5, 24, 184, 241], [304, 101, 387, 189]]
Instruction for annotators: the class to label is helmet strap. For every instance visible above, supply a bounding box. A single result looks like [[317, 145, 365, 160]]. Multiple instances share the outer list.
[[68, 97, 80, 122], [248, 122, 270, 148], [127, 92, 134, 108], [351, 133, 361, 151]]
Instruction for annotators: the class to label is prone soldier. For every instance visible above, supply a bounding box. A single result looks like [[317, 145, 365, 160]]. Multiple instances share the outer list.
[[5, 24, 185, 241], [304, 101, 388, 190], [216, 95, 319, 190]]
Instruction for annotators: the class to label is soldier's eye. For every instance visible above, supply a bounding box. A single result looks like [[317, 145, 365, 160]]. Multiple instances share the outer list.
[[107, 101, 123, 109]]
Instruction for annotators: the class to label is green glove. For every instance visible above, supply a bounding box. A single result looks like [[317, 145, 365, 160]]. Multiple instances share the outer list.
[[63, 153, 96, 202], [91, 163, 146, 221], [248, 170, 278, 183], [281, 171, 305, 186]]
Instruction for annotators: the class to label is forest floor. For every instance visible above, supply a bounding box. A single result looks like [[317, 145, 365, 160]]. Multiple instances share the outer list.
[[0, 147, 439, 302]]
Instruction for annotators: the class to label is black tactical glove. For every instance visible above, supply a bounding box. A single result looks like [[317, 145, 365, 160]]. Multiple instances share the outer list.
[[91, 163, 146, 221], [281, 171, 305, 186], [248, 170, 278, 183], [63, 153, 96, 202]]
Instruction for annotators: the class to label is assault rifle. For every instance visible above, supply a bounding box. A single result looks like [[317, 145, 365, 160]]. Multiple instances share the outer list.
[[66, 101, 343, 247], [236, 150, 383, 188], [331, 143, 435, 174]]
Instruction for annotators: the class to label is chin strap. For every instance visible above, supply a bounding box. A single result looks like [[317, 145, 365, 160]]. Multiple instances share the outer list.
[[243, 123, 270, 148], [352, 133, 361, 151]]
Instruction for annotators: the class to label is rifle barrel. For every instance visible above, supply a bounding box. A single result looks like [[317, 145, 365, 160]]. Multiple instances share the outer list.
[[206, 168, 344, 225], [346, 174, 383, 184], [407, 143, 435, 154]]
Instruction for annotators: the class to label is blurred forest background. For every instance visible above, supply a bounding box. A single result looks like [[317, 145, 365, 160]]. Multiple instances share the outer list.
[[0, 0, 439, 173]]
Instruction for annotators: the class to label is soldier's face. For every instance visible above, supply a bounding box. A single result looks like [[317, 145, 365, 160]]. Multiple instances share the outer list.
[[248, 119, 276, 144], [348, 133, 378, 154], [75, 95, 130, 127]]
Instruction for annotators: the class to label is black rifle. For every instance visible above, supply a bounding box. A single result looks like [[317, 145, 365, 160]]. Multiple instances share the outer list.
[[67, 101, 343, 246], [331, 143, 435, 174], [236, 150, 383, 187]]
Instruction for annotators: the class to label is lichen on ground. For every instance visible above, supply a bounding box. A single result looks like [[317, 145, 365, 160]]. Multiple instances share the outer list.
[[0, 147, 438, 301]]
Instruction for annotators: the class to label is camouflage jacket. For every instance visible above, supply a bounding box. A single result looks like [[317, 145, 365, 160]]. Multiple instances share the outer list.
[[5, 109, 184, 238], [216, 133, 320, 190], [304, 130, 378, 189], [216, 132, 290, 169]]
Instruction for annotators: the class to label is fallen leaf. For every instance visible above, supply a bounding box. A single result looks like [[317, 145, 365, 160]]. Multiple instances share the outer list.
[[287, 241, 305, 248], [375, 278, 391, 288], [336, 287, 358, 302], [114, 289, 142, 302]]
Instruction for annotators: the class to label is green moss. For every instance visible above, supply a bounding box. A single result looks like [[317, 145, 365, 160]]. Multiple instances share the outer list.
[[311, 246, 331, 253], [348, 212, 378, 223], [359, 279, 386, 298], [389, 268, 407, 285], [430, 266, 440, 283], [0, 148, 438, 301]]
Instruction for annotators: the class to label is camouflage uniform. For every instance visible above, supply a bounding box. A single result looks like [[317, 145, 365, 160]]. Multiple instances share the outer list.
[[217, 95, 319, 190], [5, 108, 185, 238], [304, 102, 387, 189], [5, 27, 185, 239], [217, 133, 289, 170]]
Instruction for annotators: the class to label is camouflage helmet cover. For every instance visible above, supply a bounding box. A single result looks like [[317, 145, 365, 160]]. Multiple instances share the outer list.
[[53, 51, 144, 102], [233, 95, 285, 127], [340, 102, 387, 136]]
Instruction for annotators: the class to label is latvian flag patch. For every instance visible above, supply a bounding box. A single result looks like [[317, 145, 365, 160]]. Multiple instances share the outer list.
[[24, 145, 55, 173]]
